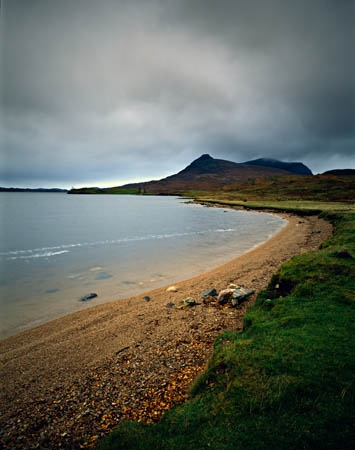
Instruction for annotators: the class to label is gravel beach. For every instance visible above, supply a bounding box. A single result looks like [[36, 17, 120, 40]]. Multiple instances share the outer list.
[[0, 211, 332, 449]]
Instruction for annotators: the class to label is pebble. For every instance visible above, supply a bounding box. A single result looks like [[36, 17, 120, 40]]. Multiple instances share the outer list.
[[166, 302, 176, 308], [182, 298, 197, 307], [167, 286, 178, 292]]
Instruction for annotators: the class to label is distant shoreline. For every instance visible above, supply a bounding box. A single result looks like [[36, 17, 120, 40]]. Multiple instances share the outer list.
[[0, 187, 68, 193]]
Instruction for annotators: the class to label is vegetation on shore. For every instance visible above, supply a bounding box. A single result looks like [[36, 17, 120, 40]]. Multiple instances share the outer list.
[[97, 190, 354, 449], [68, 187, 143, 195], [184, 173, 355, 203]]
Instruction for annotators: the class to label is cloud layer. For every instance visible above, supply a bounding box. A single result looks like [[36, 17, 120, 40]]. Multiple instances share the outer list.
[[1, 0, 354, 187]]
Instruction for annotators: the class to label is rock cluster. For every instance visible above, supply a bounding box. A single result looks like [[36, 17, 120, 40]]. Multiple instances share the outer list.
[[216, 287, 254, 307], [163, 285, 254, 309]]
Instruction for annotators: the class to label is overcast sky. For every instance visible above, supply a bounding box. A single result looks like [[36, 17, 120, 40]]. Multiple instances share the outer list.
[[1, 0, 354, 188]]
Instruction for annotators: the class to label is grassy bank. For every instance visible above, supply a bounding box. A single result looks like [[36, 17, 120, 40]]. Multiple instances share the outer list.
[[97, 201, 354, 450]]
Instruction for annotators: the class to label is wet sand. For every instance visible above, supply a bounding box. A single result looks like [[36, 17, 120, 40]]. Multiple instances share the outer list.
[[0, 210, 332, 449]]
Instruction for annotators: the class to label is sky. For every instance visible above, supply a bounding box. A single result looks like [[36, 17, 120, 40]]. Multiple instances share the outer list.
[[1, 0, 354, 188]]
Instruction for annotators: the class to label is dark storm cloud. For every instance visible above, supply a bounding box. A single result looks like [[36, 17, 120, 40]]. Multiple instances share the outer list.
[[1, 0, 354, 187]]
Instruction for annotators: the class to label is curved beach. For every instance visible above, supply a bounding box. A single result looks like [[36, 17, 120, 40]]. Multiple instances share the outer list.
[[0, 211, 332, 449]]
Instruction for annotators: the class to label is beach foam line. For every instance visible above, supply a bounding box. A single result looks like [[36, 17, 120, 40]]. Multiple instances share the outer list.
[[6, 250, 69, 260], [0, 228, 238, 260]]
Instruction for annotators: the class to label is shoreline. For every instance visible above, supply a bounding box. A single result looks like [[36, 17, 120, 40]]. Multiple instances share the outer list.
[[0, 210, 332, 449], [0, 208, 286, 342], [0, 205, 286, 340]]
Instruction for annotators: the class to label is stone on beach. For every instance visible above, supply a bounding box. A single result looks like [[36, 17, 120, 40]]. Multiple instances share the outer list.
[[217, 289, 235, 305], [95, 273, 113, 280], [77, 293, 97, 302], [201, 288, 217, 299], [217, 287, 254, 307], [167, 286, 178, 292], [230, 288, 254, 306], [183, 297, 197, 307]]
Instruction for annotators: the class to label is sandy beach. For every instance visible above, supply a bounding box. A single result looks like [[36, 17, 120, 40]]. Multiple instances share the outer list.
[[0, 210, 332, 449]]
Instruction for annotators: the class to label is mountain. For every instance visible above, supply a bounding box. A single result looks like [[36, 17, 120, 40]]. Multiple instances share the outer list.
[[322, 169, 355, 176], [69, 154, 314, 195], [242, 158, 313, 175], [112, 155, 298, 194]]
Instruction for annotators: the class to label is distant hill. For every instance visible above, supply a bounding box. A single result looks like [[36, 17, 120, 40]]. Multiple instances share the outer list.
[[69, 154, 314, 195], [243, 158, 313, 175], [322, 169, 355, 176], [0, 187, 68, 193], [115, 154, 294, 194]]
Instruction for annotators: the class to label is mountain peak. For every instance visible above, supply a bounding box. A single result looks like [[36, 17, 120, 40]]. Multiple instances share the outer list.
[[194, 154, 213, 162], [178, 154, 218, 175]]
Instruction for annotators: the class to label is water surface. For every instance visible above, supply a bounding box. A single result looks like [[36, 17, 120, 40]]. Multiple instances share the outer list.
[[0, 193, 286, 337]]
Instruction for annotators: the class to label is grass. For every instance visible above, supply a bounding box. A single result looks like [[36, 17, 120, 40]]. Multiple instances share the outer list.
[[96, 197, 355, 450]]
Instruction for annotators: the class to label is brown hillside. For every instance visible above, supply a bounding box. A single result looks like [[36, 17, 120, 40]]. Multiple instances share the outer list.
[[123, 154, 292, 194]]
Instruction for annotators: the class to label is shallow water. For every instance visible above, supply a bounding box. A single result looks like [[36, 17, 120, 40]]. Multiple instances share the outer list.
[[0, 193, 286, 337]]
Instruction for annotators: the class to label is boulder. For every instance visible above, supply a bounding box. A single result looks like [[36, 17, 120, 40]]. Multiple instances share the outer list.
[[78, 293, 97, 302], [143, 296, 151, 302], [217, 289, 235, 305], [230, 288, 254, 307]]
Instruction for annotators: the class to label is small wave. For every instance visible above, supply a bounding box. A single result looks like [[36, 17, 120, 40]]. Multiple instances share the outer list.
[[1, 228, 236, 259], [7, 250, 69, 260]]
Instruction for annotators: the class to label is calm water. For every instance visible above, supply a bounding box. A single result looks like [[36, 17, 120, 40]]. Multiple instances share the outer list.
[[0, 193, 286, 338]]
